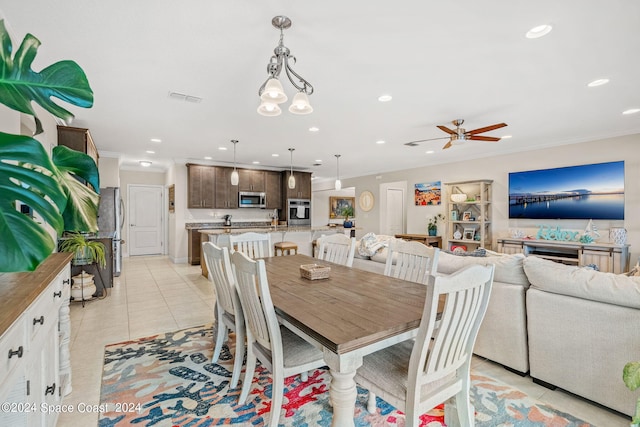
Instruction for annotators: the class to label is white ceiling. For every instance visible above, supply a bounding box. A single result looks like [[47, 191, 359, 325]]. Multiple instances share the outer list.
[[2, 1, 639, 182]]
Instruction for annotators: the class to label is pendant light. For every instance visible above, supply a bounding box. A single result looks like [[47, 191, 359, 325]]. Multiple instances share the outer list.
[[230, 140, 239, 185], [334, 154, 342, 191], [288, 148, 296, 189]]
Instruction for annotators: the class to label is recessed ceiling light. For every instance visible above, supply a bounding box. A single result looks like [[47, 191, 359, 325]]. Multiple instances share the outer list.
[[376, 140, 386, 145], [526, 24, 553, 39], [315, 159, 322, 163], [146, 150, 155, 154], [587, 79, 609, 87], [252, 161, 260, 164], [272, 153, 279, 157], [150, 138, 162, 143], [139, 161, 152, 167], [204, 156, 212, 160], [425, 150, 434, 154], [218, 147, 227, 151], [501, 135, 513, 139], [378, 94, 393, 102], [309, 126, 319, 132], [622, 108, 640, 115]]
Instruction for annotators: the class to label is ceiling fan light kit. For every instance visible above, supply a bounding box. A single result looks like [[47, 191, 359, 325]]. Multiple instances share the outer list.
[[257, 16, 314, 116]]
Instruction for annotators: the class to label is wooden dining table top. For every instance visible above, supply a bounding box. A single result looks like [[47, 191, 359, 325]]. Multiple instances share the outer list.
[[262, 254, 428, 355]]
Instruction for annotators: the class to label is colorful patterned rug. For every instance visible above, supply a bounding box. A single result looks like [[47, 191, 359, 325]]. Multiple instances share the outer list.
[[99, 324, 594, 426]]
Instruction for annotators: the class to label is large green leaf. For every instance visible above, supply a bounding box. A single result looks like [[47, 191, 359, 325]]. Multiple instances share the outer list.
[[52, 145, 100, 232], [624, 361, 640, 391], [0, 132, 66, 271], [0, 19, 93, 135]]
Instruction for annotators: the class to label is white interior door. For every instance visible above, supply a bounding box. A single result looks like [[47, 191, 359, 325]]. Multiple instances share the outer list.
[[128, 185, 163, 256], [379, 182, 406, 235]]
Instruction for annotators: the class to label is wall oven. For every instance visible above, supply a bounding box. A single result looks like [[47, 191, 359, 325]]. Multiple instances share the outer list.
[[239, 191, 267, 208], [288, 199, 311, 226]]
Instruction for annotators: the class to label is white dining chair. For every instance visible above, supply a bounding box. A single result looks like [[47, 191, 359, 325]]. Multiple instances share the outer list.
[[230, 250, 325, 427], [355, 263, 494, 427], [229, 232, 272, 258], [316, 233, 356, 267], [384, 239, 440, 285], [201, 242, 245, 388]]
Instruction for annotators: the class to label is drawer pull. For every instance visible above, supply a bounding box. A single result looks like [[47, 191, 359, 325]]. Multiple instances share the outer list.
[[33, 315, 45, 325], [8, 346, 23, 359], [53, 291, 62, 298], [45, 383, 56, 396], [63, 279, 70, 285]]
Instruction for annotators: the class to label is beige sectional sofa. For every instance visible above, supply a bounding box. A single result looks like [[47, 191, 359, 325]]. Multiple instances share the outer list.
[[352, 241, 640, 416], [524, 256, 640, 417]]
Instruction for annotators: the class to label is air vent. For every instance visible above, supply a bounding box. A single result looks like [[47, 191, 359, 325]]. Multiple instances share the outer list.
[[168, 91, 203, 103]]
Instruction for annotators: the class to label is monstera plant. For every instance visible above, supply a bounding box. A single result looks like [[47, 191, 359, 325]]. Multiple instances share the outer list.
[[0, 19, 98, 272]]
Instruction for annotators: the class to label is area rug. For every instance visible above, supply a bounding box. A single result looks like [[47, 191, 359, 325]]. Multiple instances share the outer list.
[[99, 324, 594, 427]]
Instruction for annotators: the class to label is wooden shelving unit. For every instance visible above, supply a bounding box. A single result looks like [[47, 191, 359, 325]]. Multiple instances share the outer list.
[[445, 180, 493, 251]]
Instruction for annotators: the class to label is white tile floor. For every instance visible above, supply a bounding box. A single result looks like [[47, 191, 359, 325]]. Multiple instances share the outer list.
[[56, 255, 631, 426]]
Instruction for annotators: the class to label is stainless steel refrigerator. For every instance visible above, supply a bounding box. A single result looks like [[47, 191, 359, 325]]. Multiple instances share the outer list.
[[97, 187, 124, 276]]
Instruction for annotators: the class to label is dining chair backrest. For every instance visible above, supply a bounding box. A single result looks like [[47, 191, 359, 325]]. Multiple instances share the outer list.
[[229, 232, 273, 259], [316, 233, 356, 267], [412, 263, 494, 393], [202, 241, 237, 318], [231, 250, 280, 356], [383, 239, 440, 285]]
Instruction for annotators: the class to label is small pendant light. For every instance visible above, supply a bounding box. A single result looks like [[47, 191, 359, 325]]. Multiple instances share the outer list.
[[230, 140, 239, 185], [334, 154, 342, 191], [288, 148, 296, 189]]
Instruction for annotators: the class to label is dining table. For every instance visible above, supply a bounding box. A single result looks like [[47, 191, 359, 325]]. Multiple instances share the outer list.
[[262, 253, 429, 427]]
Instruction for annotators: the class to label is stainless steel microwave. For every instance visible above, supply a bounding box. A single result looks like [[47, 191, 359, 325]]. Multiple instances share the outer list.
[[239, 191, 267, 208]]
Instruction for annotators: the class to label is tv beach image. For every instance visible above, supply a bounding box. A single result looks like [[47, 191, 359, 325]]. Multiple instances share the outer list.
[[509, 161, 624, 220]]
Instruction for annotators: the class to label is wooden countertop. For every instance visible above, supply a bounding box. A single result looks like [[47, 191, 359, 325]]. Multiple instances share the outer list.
[[0, 252, 73, 337], [198, 225, 353, 235]]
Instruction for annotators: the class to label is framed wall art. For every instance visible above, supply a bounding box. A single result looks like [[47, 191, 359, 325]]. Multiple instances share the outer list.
[[329, 196, 355, 219], [414, 181, 441, 205]]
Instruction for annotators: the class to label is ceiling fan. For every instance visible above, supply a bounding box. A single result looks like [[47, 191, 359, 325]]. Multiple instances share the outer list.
[[404, 119, 508, 150]]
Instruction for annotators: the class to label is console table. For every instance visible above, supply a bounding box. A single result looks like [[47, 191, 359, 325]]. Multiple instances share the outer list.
[[497, 238, 630, 273], [395, 234, 442, 248]]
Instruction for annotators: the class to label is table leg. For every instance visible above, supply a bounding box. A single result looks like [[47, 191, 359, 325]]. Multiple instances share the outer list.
[[323, 349, 362, 427]]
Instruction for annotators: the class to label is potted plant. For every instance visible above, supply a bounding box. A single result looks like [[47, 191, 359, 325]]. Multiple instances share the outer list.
[[0, 19, 99, 272], [341, 205, 355, 228], [59, 232, 106, 268], [427, 213, 445, 236], [623, 361, 640, 427]]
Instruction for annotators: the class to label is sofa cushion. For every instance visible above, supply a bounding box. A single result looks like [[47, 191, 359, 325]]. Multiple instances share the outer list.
[[370, 246, 399, 264], [523, 256, 640, 309], [437, 251, 529, 287]]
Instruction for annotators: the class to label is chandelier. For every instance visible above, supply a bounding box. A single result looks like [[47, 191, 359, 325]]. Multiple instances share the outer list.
[[257, 16, 314, 116]]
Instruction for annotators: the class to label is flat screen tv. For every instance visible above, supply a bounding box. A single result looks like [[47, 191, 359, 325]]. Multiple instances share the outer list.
[[508, 161, 624, 220]]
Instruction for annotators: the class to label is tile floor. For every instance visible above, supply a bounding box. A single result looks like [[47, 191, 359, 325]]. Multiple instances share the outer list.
[[57, 256, 631, 426]]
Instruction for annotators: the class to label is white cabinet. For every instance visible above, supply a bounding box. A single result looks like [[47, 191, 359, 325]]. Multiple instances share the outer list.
[[445, 180, 493, 251], [0, 253, 72, 427]]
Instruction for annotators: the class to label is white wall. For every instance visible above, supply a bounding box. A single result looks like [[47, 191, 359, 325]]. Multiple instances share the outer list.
[[98, 156, 120, 188], [340, 134, 640, 264], [312, 187, 355, 227]]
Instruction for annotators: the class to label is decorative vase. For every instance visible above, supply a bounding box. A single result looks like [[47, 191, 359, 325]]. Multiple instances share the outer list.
[[609, 227, 627, 245], [71, 270, 97, 301], [343, 221, 353, 229], [428, 227, 437, 236]]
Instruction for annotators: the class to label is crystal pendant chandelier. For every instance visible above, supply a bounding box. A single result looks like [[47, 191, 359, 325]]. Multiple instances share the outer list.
[[257, 16, 314, 116]]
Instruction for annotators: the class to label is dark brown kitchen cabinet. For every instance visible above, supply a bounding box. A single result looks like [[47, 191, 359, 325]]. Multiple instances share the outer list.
[[57, 125, 99, 167], [238, 169, 265, 192], [187, 229, 201, 265], [283, 171, 312, 200], [265, 171, 282, 209], [214, 166, 239, 209], [187, 164, 215, 208]]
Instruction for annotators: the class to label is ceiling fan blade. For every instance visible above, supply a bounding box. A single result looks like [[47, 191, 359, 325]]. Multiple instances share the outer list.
[[442, 140, 453, 149], [469, 135, 501, 142], [466, 122, 507, 135], [437, 125, 457, 135], [404, 136, 449, 146]]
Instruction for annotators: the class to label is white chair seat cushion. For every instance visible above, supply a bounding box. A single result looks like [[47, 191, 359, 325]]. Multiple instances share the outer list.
[[355, 340, 453, 404], [280, 326, 324, 368]]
